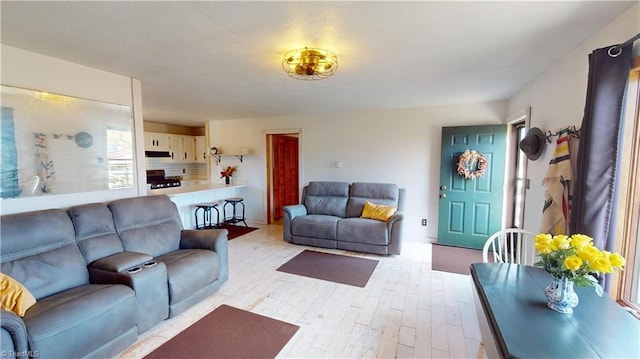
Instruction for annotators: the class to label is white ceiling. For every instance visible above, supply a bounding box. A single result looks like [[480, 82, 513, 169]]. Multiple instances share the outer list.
[[1, 1, 636, 127]]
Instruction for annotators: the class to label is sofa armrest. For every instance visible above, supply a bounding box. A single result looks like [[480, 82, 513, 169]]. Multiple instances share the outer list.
[[283, 204, 307, 219], [1, 309, 29, 355], [180, 229, 229, 282], [282, 204, 307, 242], [89, 262, 169, 334], [387, 212, 404, 255], [180, 229, 227, 250], [387, 212, 404, 226]]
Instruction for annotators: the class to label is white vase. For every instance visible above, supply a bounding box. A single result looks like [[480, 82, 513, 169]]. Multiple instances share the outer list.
[[545, 276, 579, 314]]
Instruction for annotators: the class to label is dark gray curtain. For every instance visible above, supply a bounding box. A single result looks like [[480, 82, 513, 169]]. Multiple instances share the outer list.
[[569, 43, 633, 291]]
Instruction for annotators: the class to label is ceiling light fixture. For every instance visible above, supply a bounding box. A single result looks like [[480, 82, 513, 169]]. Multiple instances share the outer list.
[[282, 47, 338, 80]]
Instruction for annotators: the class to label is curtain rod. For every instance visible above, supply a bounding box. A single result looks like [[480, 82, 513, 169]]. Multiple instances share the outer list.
[[609, 32, 640, 57]]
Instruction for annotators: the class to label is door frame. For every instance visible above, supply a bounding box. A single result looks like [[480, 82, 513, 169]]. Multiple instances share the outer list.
[[505, 107, 531, 229], [264, 128, 302, 224]]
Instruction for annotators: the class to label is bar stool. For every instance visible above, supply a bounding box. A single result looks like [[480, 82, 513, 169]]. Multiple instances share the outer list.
[[223, 197, 247, 226], [194, 201, 221, 229]]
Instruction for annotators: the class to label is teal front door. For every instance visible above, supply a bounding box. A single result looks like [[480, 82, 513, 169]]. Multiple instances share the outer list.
[[437, 125, 508, 249]]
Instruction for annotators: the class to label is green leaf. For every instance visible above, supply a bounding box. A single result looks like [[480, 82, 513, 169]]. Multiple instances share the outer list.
[[572, 276, 592, 287], [594, 283, 604, 297]]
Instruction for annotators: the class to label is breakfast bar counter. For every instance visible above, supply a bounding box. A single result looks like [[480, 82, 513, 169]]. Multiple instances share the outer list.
[[147, 182, 247, 197], [147, 182, 248, 228]]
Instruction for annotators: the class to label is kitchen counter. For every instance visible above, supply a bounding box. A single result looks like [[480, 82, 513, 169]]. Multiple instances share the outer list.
[[147, 181, 247, 197], [147, 181, 248, 229]]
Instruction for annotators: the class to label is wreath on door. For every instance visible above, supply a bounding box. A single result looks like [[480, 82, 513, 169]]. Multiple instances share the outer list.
[[456, 149, 488, 180]]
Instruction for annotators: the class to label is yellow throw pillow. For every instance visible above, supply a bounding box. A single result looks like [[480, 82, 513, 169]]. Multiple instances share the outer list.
[[361, 201, 397, 222], [1, 273, 36, 317]]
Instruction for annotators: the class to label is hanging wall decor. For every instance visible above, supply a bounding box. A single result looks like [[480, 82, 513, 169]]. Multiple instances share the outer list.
[[456, 149, 488, 180]]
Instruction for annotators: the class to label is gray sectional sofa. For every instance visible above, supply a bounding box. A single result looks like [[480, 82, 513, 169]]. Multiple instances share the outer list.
[[283, 181, 405, 255], [0, 195, 228, 359]]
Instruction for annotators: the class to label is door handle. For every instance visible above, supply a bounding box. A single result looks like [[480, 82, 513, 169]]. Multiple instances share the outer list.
[[440, 185, 447, 190], [440, 193, 446, 198]]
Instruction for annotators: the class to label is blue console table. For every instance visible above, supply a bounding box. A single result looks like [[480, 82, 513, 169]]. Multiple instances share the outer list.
[[470, 263, 640, 358]]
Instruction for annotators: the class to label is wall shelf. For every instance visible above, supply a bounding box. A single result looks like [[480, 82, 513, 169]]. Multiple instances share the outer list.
[[211, 154, 247, 163]]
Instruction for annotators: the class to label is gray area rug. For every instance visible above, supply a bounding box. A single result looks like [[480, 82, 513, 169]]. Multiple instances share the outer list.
[[145, 304, 299, 359], [220, 224, 258, 240], [431, 243, 484, 275], [276, 250, 379, 287]]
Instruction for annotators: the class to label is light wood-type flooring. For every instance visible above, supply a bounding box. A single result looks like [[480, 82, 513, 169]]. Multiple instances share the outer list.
[[117, 224, 484, 359]]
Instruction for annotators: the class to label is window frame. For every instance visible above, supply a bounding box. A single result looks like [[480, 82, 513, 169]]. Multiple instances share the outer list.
[[614, 56, 640, 318]]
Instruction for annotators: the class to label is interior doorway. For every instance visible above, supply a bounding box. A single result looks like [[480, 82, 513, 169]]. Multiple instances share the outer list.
[[266, 132, 300, 224]]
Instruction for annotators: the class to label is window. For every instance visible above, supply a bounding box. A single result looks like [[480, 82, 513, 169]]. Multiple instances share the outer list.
[[616, 56, 640, 317], [106, 128, 134, 189]]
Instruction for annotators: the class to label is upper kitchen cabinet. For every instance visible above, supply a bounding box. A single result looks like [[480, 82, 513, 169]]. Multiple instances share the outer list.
[[168, 134, 196, 162], [194, 136, 207, 163], [143, 121, 206, 163], [144, 132, 170, 151]]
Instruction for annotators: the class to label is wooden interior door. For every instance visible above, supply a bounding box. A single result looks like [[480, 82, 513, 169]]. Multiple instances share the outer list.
[[272, 134, 299, 220]]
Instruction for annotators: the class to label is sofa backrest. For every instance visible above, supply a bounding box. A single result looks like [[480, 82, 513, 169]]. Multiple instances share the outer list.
[[0, 209, 89, 300], [346, 182, 400, 218], [303, 181, 350, 217], [108, 195, 182, 258], [67, 203, 125, 264]]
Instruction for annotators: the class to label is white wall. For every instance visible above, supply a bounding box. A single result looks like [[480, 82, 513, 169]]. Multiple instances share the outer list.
[[209, 101, 506, 240], [1, 45, 144, 214], [507, 4, 640, 233]]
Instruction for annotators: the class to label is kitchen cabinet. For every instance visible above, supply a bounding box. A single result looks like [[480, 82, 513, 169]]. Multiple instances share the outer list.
[[144, 132, 170, 151], [182, 135, 195, 162], [144, 132, 207, 163], [194, 136, 207, 162], [168, 134, 196, 162]]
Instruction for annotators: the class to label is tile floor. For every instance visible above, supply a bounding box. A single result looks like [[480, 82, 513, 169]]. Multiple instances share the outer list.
[[117, 224, 484, 359]]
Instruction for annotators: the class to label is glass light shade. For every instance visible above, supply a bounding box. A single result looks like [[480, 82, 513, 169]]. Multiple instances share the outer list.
[[282, 47, 338, 80]]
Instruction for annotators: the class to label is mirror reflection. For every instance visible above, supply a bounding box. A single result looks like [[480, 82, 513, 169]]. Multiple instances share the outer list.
[[1, 85, 134, 198]]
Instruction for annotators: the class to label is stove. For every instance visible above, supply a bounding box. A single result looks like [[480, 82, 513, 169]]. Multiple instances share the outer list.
[[146, 169, 181, 190]]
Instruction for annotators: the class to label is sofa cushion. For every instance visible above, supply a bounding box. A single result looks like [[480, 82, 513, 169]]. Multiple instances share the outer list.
[[0, 209, 89, 300], [304, 181, 350, 217], [156, 249, 220, 305], [337, 217, 390, 245], [361, 201, 397, 221], [23, 284, 137, 358], [68, 203, 125, 264], [109, 195, 183, 258], [346, 183, 399, 218], [292, 215, 341, 240]]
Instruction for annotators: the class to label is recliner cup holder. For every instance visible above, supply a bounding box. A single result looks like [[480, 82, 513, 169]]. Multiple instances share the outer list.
[[143, 261, 158, 268], [127, 266, 142, 274]]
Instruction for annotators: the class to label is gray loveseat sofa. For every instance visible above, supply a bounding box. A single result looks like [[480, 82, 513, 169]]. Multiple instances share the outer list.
[[283, 182, 405, 255], [1, 195, 228, 359]]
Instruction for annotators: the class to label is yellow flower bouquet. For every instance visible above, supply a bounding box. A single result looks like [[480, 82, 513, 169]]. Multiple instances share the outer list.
[[534, 233, 625, 297]]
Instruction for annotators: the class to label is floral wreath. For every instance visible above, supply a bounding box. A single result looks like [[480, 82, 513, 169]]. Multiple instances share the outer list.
[[456, 149, 488, 180]]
